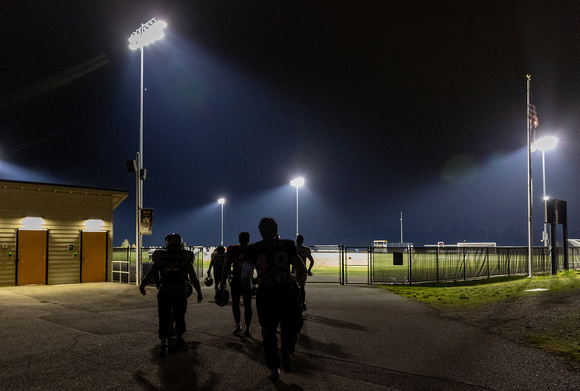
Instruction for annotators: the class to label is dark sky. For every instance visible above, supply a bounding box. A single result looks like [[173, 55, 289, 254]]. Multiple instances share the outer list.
[[2, 1, 580, 247]]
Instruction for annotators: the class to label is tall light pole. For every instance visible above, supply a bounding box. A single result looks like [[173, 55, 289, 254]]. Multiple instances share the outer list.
[[218, 198, 225, 246], [535, 136, 558, 248], [128, 18, 166, 284], [290, 177, 305, 238]]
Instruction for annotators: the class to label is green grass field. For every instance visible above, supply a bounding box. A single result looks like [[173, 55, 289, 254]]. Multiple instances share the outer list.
[[382, 270, 580, 307], [382, 271, 580, 364]]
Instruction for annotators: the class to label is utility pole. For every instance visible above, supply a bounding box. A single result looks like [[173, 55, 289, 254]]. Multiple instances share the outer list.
[[400, 211, 403, 243]]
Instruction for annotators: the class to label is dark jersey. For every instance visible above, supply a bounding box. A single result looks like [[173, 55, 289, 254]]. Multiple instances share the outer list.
[[244, 238, 298, 285], [226, 244, 247, 277], [150, 249, 194, 295], [296, 245, 311, 263], [211, 252, 227, 268]]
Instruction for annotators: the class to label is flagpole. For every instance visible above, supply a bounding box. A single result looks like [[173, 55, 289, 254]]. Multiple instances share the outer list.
[[527, 74, 533, 278]]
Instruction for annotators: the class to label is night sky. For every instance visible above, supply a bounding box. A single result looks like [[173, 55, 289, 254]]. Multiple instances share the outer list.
[[2, 1, 580, 248]]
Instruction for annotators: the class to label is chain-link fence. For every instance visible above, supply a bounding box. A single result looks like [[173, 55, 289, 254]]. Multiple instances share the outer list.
[[379, 246, 580, 284], [112, 245, 580, 285]]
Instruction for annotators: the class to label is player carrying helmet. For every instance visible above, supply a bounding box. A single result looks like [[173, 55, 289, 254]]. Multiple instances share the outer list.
[[139, 233, 203, 357], [242, 217, 306, 381], [223, 231, 253, 336]]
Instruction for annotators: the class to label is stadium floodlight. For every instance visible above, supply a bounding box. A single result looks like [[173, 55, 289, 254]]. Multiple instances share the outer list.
[[129, 19, 167, 50], [128, 18, 166, 285], [535, 136, 558, 247], [218, 198, 225, 246], [290, 177, 305, 238]]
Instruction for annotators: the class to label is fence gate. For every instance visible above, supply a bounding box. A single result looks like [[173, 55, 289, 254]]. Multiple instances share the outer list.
[[309, 245, 342, 284], [344, 246, 370, 284]]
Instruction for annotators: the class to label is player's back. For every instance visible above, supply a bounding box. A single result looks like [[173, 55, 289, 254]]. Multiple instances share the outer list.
[[246, 238, 296, 285], [227, 244, 246, 276], [153, 249, 192, 284], [297, 245, 311, 261]]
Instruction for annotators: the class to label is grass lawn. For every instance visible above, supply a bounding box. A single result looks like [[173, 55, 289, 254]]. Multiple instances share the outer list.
[[382, 270, 580, 365]]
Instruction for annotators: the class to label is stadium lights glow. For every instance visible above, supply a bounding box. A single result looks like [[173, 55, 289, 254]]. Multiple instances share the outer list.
[[127, 17, 167, 285], [218, 198, 225, 245], [290, 177, 305, 188], [290, 177, 305, 237], [535, 136, 558, 151], [129, 19, 167, 50]]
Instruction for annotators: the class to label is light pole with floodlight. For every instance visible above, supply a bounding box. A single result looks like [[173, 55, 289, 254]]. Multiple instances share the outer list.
[[290, 177, 305, 238], [128, 17, 167, 284], [218, 198, 225, 246], [535, 136, 558, 248]]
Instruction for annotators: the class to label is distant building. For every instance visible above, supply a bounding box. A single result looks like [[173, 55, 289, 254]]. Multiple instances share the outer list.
[[0, 180, 128, 286], [373, 240, 388, 248]]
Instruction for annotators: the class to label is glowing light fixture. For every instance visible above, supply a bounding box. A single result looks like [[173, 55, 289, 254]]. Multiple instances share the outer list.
[[21, 217, 44, 229], [290, 177, 305, 188], [129, 19, 167, 50], [535, 136, 558, 151], [84, 219, 104, 230]]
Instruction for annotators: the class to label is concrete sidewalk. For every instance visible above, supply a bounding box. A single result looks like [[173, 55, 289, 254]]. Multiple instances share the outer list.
[[1, 282, 579, 390]]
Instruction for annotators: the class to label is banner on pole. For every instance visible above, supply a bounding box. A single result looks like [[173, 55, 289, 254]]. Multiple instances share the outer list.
[[140, 208, 153, 235]]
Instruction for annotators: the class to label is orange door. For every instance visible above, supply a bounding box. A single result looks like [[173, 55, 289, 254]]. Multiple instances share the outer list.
[[17, 230, 47, 285], [81, 231, 107, 282]]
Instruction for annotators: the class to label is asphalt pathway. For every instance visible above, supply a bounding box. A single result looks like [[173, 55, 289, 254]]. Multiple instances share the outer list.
[[1, 282, 579, 390]]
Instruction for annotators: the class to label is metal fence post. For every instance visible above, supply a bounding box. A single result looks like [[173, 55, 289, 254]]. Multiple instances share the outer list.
[[462, 247, 466, 281], [486, 247, 490, 279], [408, 247, 412, 285], [340, 244, 345, 285], [436, 247, 439, 283], [368, 246, 372, 285]]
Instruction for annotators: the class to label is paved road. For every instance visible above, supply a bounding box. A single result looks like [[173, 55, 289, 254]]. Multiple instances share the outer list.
[[1, 282, 579, 390]]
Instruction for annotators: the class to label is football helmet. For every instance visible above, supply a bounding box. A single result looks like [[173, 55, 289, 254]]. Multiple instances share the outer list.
[[165, 233, 183, 249], [204, 274, 214, 287], [215, 287, 230, 307]]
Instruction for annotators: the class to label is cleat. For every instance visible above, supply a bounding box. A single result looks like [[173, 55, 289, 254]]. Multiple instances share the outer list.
[[268, 368, 280, 381], [176, 336, 185, 346], [307, 271, 313, 276], [232, 325, 243, 334], [281, 351, 292, 373], [244, 328, 251, 337], [302, 303, 307, 312], [159, 343, 168, 357]]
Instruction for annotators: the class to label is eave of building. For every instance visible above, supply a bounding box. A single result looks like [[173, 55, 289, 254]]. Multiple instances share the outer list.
[[0, 179, 129, 209]]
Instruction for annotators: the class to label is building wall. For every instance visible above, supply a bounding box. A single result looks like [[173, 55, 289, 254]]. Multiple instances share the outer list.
[[0, 181, 127, 286], [0, 225, 16, 286]]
